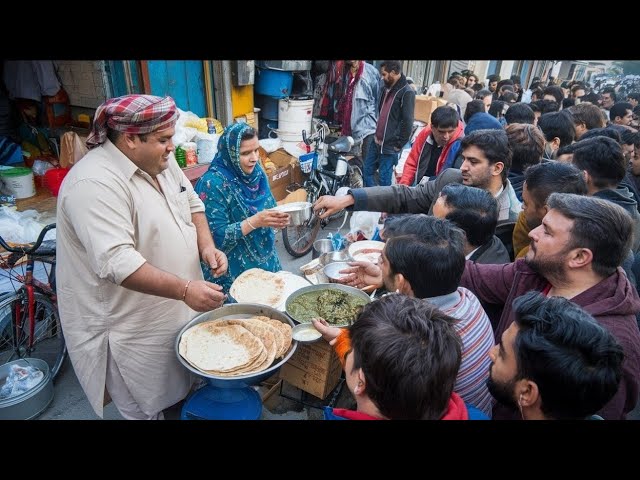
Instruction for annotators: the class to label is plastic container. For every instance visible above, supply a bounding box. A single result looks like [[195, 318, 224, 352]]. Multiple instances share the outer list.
[[196, 136, 217, 164], [175, 145, 187, 168], [182, 142, 198, 166], [255, 68, 293, 98], [0, 166, 35, 199], [43, 167, 70, 197], [298, 152, 316, 174], [277, 98, 314, 143]]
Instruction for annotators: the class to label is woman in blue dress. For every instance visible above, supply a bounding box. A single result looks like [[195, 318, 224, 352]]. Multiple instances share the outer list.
[[195, 123, 290, 292]]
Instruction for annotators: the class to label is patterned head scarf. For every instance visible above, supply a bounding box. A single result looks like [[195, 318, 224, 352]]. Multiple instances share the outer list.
[[86, 94, 178, 148], [211, 122, 269, 210]]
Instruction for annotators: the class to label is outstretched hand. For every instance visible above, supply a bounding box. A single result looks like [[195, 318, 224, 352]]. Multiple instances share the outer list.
[[311, 317, 341, 345], [313, 194, 353, 219], [336, 260, 383, 290]]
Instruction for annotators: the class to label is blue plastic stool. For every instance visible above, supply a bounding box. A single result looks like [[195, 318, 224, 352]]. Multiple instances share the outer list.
[[180, 385, 262, 420]]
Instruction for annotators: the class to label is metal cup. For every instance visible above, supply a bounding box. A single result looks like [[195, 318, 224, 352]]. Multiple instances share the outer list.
[[312, 239, 335, 259]]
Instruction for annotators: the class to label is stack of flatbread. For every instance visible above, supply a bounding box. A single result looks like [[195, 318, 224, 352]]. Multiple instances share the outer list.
[[178, 316, 293, 377], [230, 268, 286, 307]]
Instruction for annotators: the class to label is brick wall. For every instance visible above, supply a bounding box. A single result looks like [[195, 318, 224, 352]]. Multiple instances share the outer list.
[[55, 61, 109, 109]]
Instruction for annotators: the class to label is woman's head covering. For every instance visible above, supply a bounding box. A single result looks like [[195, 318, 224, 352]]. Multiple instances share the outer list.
[[86, 94, 178, 148], [211, 122, 270, 213]]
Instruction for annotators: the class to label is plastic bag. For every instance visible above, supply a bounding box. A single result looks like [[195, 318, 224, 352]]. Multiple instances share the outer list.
[[194, 131, 219, 164], [349, 211, 382, 240], [59, 132, 88, 168], [259, 138, 282, 153], [327, 232, 346, 251], [0, 363, 45, 400], [0, 206, 56, 244]]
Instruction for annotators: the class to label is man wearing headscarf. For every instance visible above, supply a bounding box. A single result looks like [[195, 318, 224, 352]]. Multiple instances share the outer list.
[[56, 94, 229, 420]]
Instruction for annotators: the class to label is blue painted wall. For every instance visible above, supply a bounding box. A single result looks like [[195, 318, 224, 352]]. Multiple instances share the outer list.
[[107, 60, 206, 117], [147, 61, 206, 117]]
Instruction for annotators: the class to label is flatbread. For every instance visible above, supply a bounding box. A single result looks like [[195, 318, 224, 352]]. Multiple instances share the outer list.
[[179, 322, 263, 372], [216, 319, 278, 373], [230, 268, 286, 307], [254, 316, 293, 358]]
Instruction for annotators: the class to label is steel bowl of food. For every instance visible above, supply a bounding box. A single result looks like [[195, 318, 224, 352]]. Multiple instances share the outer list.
[[285, 283, 371, 327], [269, 202, 313, 226], [175, 303, 297, 389], [291, 323, 323, 343], [348, 240, 385, 265], [321, 261, 352, 283], [318, 249, 351, 266]]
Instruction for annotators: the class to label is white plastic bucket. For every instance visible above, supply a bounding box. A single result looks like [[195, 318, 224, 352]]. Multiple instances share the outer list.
[[277, 98, 313, 143], [0, 167, 36, 199]]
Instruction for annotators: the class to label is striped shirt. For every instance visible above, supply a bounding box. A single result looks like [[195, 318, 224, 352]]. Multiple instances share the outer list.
[[429, 287, 495, 417]]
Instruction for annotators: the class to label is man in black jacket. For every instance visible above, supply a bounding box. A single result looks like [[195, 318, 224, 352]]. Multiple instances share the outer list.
[[363, 60, 415, 187]]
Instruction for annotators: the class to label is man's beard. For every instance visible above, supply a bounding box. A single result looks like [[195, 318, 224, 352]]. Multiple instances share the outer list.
[[525, 246, 568, 282], [486, 370, 519, 411]]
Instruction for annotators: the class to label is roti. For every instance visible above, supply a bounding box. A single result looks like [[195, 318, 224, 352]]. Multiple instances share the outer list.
[[230, 268, 286, 307], [254, 316, 293, 358], [179, 322, 264, 372], [217, 319, 278, 373]]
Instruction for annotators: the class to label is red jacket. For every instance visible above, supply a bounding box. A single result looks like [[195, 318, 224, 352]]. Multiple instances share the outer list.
[[399, 121, 464, 186], [461, 259, 640, 420], [325, 392, 471, 420]]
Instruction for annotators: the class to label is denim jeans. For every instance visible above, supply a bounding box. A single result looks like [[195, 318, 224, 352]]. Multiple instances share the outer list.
[[363, 142, 399, 187]]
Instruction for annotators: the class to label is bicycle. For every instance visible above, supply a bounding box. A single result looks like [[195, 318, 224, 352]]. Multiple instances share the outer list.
[[0, 223, 66, 379], [281, 120, 364, 257]]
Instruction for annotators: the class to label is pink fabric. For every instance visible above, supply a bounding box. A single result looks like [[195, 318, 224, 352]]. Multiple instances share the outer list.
[[86, 94, 178, 148]]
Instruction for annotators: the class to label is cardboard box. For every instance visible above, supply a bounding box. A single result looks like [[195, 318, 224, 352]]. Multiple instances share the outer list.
[[267, 149, 303, 201], [414, 95, 448, 124], [279, 340, 343, 399]]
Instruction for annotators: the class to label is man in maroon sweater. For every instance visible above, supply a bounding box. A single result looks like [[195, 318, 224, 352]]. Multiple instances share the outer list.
[[461, 193, 640, 419]]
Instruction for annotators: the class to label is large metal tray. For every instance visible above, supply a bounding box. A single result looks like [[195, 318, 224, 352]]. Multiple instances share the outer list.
[[175, 303, 297, 389], [284, 283, 371, 326]]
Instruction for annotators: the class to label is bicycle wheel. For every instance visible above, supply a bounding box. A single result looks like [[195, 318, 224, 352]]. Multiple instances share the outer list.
[[0, 291, 66, 379], [282, 213, 321, 257]]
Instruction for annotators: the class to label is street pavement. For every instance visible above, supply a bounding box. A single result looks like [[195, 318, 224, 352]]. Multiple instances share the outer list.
[[39, 216, 352, 420]]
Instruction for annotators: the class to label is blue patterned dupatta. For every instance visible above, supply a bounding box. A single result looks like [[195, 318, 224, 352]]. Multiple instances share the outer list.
[[209, 123, 276, 260]]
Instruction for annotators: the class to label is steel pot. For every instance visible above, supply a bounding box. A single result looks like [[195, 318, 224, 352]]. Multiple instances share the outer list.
[[269, 202, 312, 226]]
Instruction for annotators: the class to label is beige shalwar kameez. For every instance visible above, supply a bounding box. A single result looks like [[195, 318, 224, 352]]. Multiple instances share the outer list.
[[56, 140, 205, 418]]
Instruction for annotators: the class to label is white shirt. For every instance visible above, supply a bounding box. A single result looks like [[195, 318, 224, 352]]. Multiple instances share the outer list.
[[56, 140, 205, 417]]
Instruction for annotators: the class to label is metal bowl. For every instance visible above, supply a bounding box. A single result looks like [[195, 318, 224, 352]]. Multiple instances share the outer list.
[[285, 283, 371, 326], [322, 261, 352, 283], [269, 202, 312, 226], [175, 303, 298, 389], [291, 323, 322, 343], [318, 249, 351, 266], [312, 239, 335, 259], [0, 358, 54, 420]]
